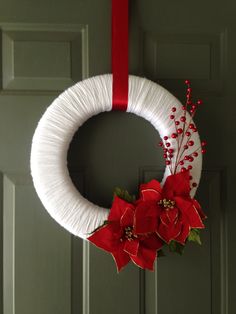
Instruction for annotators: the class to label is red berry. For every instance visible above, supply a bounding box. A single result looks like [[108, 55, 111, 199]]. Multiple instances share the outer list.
[[168, 148, 174, 153], [182, 106, 186, 110], [185, 80, 190, 85], [201, 140, 207, 147], [187, 88, 192, 93], [193, 128, 197, 132], [175, 121, 180, 126], [189, 123, 195, 129], [192, 182, 198, 187], [166, 160, 171, 165], [172, 107, 176, 112], [184, 156, 189, 160], [177, 128, 183, 134], [187, 100, 192, 105], [171, 133, 177, 138], [188, 140, 194, 146], [166, 142, 171, 147], [189, 176, 193, 180], [190, 109, 195, 114], [201, 149, 206, 154], [193, 152, 198, 157], [197, 99, 203, 105], [188, 156, 194, 162], [181, 167, 187, 172], [186, 131, 191, 137], [179, 161, 184, 165], [184, 145, 188, 150], [192, 105, 197, 110], [180, 116, 186, 122], [169, 154, 173, 159], [159, 141, 163, 147], [163, 153, 167, 159], [170, 115, 175, 119], [164, 136, 168, 140], [188, 165, 193, 170], [163, 148, 168, 153]]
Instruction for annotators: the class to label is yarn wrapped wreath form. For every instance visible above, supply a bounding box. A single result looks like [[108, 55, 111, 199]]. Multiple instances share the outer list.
[[31, 74, 206, 271]]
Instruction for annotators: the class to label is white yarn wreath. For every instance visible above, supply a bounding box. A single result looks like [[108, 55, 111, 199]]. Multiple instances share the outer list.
[[31, 74, 202, 239]]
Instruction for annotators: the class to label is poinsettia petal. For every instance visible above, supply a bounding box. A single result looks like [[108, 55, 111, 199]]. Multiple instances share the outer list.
[[175, 221, 191, 244], [162, 171, 190, 199], [108, 196, 134, 222], [157, 221, 182, 244], [124, 239, 139, 256], [166, 207, 179, 223], [141, 189, 162, 202], [88, 223, 121, 253], [160, 208, 179, 226], [134, 201, 160, 234], [120, 207, 134, 227], [130, 245, 157, 271], [160, 211, 170, 226], [193, 199, 207, 220], [139, 180, 162, 201], [141, 233, 163, 250], [112, 244, 131, 272], [175, 196, 205, 229]]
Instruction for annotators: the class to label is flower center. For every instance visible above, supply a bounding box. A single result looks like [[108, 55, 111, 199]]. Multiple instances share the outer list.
[[122, 226, 138, 241], [158, 198, 175, 209]]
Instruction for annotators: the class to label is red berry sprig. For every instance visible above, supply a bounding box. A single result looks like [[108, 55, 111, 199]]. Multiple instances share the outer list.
[[158, 80, 207, 184]]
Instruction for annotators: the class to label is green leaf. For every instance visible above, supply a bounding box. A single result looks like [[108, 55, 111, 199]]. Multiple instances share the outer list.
[[168, 240, 185, 255], [157, 249, 166, 258], [188, 228, 202, 245], [88, 220, 109, 235], [113, 187, 136, 203]]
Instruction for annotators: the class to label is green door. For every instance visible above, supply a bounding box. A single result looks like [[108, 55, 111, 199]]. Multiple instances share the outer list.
[[1, 0, 234, 314]]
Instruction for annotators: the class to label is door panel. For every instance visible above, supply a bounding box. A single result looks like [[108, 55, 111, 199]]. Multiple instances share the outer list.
[[2, 24, 87, 91], [0, 0, 234, 314], [3, 174, 72, 314]]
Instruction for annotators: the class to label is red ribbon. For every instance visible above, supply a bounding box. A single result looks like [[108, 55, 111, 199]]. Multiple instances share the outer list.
[[112, 0, 129, 111]]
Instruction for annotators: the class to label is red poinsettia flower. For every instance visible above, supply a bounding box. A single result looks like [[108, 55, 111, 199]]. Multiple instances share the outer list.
[[88, 196, 163, 271], [134, 171, 206, 245]]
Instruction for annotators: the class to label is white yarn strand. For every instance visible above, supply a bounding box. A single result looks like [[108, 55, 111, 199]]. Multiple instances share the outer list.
[[31, 74, 202, 239]]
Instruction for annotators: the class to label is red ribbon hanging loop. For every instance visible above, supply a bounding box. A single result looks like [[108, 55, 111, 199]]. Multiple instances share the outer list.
[[112, 0, 129, 111]]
